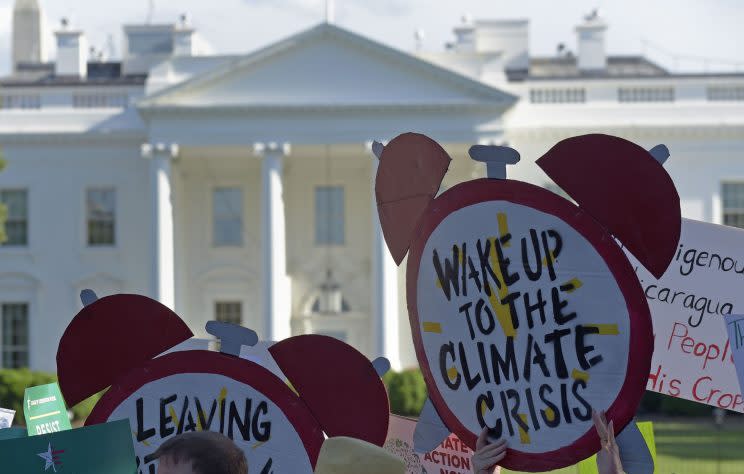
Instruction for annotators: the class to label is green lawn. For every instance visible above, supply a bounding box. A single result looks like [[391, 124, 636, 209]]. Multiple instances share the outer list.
[[502, 419, 744, 474]]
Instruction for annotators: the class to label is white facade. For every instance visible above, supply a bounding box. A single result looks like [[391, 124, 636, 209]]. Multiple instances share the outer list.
[[0, 9, 743, 373]]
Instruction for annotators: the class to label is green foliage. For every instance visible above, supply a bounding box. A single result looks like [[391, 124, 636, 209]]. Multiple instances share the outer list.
[[0, 369, 101, 425], [383, 368, 427, 417], [659, 394, 713, 417], [0, 369, 56, 425]]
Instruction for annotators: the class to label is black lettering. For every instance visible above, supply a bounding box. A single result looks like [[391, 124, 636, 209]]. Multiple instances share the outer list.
[[433, 246, 460, 301], [572, 380, 592, 421], [136, 398, 156, 442], [575, 325, 603, 369], [160, 394, 177, 438], [521, 229, 543, 281], [544, 328, 571, 378], [252, 400, 271, 442], [440, 342, 460, 390]]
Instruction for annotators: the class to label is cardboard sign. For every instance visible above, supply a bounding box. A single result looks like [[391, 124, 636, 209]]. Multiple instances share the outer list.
[[385, 414, 473, 474], [723, 315, 744, 395], [406, 179, 652, 471], [24, 383, 72, 436], [631, 219, 744, 411], [0, 419, 136, 473], [0, 407, 15, 429], [86, 350, 324, 474]]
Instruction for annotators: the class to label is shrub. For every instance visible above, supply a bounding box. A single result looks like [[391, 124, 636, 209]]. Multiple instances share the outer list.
[[0, 369, 101, 425], [383, 368, 427, 417]]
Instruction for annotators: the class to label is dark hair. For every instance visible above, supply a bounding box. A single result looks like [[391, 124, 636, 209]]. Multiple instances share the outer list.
[[144, 431, 248, 474]]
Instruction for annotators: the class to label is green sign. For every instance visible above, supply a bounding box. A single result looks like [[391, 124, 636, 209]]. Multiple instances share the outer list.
[[0, 419, 136, 473], [24, 383, 72, 436]]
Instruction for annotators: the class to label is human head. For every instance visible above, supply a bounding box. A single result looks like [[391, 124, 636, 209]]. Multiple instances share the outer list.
[[147, 431, 248, 474]]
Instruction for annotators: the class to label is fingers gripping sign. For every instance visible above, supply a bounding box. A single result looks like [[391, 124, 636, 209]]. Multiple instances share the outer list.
[[472, 427, 507, 474]]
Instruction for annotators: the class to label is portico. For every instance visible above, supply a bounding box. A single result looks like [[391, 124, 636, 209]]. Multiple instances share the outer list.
[[136, 23, 515, 368]]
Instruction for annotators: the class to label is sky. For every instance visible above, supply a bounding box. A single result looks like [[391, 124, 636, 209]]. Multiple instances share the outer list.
[[0, 0, 741, 76]]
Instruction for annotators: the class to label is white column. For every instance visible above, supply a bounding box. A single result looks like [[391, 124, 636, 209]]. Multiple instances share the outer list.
[[143, 142, 178, 310], [370, 145, 401, 369], [256, 142, 292, 341]]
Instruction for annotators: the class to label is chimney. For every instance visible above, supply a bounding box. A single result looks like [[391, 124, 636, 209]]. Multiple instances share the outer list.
[[173, 13, 195, 56], [55, 18, 87, 77], [575, 9, 607, 71], [473, 19, 529, 70], [451, 14, 476, 52]]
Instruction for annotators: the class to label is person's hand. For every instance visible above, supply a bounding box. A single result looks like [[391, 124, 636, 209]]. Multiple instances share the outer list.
[[592, 410, 624, 474], [472, 427, 507, 474]]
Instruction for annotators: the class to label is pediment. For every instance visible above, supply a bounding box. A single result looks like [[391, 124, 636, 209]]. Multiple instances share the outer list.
[[140, 24, 515, 109]]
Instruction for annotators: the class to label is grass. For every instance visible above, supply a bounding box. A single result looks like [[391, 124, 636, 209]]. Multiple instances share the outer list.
[[501, 418, 744, 474]]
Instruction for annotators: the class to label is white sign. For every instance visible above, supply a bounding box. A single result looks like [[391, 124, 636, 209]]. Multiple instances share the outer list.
[[107, 373, 314, 472], [0, 407, 14, 429], [407, 181, 652, 471], [385, 415, 473, 474], [631, 218, 743, 411]]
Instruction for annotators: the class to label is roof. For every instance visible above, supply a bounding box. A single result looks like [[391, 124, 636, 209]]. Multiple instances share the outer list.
[[0, 62, 147, 88], [139, 22, 517, 109], [507, 55, 670, 81]]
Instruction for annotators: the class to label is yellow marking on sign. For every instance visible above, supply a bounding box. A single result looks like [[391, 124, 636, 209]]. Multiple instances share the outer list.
[[133, 431, 151, 446], [572, 369, 590, 382], [562, 277, 583, 293], [488, 234, 517, 338], [253, 440, 268, 450], [423, 322, 442, 333], [586, 324, 620, 335], [28, 410, 61, 421], [542, 250, 556, 267], [544, 408, 556, 423], [435, 278, 442, 289], [497, 213, 510, 247], [170, 406, 180, 431], [480, 399, 488, 417], [219, 387, 228, 403], [447, 366, 458, 381], [518, 414, 531, 444]]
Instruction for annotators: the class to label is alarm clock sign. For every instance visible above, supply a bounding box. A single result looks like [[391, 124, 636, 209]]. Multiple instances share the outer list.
[[58, 294, 391, 474], [407, 179, 652, 471], [86, 350, 324, 473], [374, 133, 680, 472]]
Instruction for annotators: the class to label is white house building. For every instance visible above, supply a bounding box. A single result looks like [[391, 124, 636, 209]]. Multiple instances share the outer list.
[[0, 2, 742, 373]]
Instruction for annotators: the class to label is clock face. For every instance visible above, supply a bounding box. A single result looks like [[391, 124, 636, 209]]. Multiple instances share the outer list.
[[86, 351, 323, 474], [407, 179, 652, 472]]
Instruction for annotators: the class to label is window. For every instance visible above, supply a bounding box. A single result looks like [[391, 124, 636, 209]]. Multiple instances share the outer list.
[[0, 95, 41, 109], [215, 301, 242, 326], [722, 183, 744, 228], [87, 188, 116, 246], [618, 87, 674, 103], [315, 186, 345, 245], [2, 303, 29, 368], [529, 88, 586, 104], [708, 86, 744, 102], [0, 190, 28, 246], [212, 187, 243, 246], [73, 93, 129, 109]]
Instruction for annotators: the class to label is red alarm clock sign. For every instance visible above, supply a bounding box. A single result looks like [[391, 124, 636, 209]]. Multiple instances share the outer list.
[[57, 294, 390, 474], [86, 351, 323, 473], [374, 133, 680, 472]]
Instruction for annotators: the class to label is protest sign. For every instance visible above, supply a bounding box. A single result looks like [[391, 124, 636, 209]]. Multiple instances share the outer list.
[[86, 350, 324, 473], [0, 419, 136, 473], [385, 414, 473, 474], [630, 219, 744, 411], [59, 294, 391, 474], [24, 382, 72, 436], [375, 133, 677, 472], [723, 315, 744, 394], [0, 407, 15, 429]]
